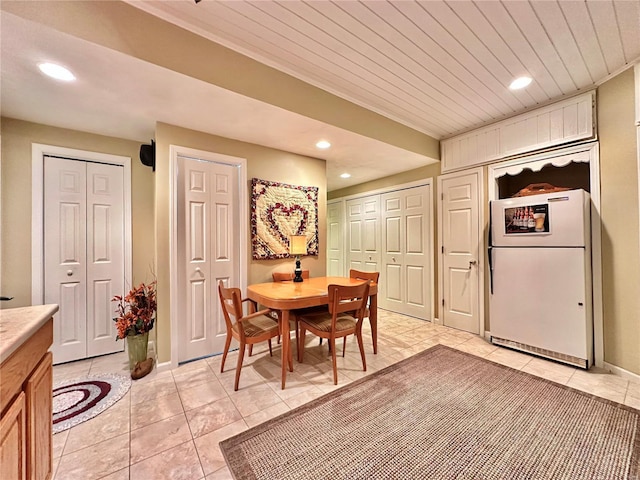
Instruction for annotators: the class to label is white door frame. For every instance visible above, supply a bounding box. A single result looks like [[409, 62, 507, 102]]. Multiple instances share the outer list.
[[329, 178, 435, 321], [169, 145, 248, 370], [437, 167, 485, 336], [31, 144, 132, 305], [487, 142, 604, 368]]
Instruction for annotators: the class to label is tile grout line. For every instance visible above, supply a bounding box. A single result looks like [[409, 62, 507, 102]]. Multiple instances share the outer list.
[[52, 313, 637, 479]]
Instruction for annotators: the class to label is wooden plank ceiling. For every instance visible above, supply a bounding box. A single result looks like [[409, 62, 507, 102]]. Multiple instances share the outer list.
[[133, 0, 640, 139]]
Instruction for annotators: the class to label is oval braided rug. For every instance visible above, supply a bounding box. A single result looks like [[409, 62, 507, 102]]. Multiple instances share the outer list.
[[52, 373, 131, 434]]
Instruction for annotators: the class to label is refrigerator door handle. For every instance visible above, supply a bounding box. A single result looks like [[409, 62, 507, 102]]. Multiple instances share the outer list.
[[488, 247, 494, 294], [488, 201, 494, 294]]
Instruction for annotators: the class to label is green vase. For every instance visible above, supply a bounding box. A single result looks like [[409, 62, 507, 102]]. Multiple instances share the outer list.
[[126, 332, 149, 371]]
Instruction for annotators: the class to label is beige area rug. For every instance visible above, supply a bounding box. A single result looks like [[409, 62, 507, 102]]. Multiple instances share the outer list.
[[220, 345, 640, 480]]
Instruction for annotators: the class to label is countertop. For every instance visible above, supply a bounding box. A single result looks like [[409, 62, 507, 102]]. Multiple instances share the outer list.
[[0, 304, 59, 364]]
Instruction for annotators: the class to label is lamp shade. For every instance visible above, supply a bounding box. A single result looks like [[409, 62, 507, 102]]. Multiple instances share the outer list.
[[289, 235, 307, 255]]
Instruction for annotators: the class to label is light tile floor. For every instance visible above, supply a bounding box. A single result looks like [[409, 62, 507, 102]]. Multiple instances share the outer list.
[[52, 310, 640, 480]]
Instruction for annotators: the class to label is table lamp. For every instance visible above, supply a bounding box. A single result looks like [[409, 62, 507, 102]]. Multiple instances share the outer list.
[[289, 235, 307, 283]]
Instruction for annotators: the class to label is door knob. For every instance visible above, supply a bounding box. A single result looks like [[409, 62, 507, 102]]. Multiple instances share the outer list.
[[468, 260, 477, 269], [67, 270, 73, 276], [195, 267, 202, 274], [392, 257, 396, 262]]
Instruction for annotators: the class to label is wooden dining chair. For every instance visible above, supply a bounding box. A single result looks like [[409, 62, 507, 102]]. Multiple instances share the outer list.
[[272, 270, 309, 282], [248, 270, 310, 357], [297, 282, 370, 385], [217, 280, 281, 391], [273, 270, 331, 352], [349, 269, 380, 351]]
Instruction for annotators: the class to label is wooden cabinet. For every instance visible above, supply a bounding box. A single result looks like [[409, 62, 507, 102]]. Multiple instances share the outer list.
[[0, 393, 27, 480], [0, 307, 56, 480], [26, 353, 53, 480], [441, 91, 595, 173]]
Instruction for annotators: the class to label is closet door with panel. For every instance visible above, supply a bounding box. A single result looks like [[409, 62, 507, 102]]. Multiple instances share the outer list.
[[177, 156, 240, 363], [327, 201, 344, 277], [346, 195, 381, 273], [44, 157, 124, 364], [380, 185, 431, 319]]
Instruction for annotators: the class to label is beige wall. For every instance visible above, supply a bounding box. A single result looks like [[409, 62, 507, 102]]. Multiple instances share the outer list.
[[597, 68, 640, 375], [0, 117, 326, 365], [0, 117, 155, 309], [328, 162, 441, 200], [154, 122, 326, 363]]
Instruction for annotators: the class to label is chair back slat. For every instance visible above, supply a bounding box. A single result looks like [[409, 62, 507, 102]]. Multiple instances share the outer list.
[[218, 281, 243, 329], [328, 282, 370, 318], [349, 269, 379, 284]]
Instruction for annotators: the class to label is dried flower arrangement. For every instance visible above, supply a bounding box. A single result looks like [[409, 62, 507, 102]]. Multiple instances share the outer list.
[[112, 281, 157, 340]]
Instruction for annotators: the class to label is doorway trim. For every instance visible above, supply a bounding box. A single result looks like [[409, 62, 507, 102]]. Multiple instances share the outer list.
[[437, 166, 485, 336], [31, 143, 132, 304], [169, 145, 248, 370], [487, 141, 604, 368]]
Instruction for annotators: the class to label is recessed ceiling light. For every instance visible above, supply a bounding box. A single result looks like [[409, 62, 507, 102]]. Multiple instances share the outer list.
[[316, 140, 331, 149], [340, 173, 351, 179], [38, 62, 76, 82], [509, 76, 532, 90]]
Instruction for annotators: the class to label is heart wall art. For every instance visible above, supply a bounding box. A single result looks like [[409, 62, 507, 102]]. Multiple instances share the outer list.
[[250, 178, 319, 260]]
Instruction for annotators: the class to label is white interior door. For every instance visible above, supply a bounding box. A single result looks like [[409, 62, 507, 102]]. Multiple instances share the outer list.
[[346, 195, 381, 272], [380, 185, 431, 319], [86, 162, 124, 357], [45, 157, 124, 364], [178, 156, 239, 362], [439, 169, 483, 334], [45, 158, 87, 363], [326, 200, 344, 277]]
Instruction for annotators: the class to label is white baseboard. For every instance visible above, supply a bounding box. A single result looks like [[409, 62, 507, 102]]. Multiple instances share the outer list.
[[146, 339, 172, 372], [484, 330, 492, 342], [604, 362, 640, 384], [147, 339, 157, 362], [156, 361, 173, 373], [433, 317, 443, 326]]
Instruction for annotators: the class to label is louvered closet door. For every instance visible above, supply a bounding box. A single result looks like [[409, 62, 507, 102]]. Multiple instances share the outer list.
[[178, 156, 239, 362], [45, 157, 124, 364], [380, 186, 431, 320]]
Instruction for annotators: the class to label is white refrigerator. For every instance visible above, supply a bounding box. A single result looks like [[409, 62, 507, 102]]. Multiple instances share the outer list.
[[489, 189, 593, 368]]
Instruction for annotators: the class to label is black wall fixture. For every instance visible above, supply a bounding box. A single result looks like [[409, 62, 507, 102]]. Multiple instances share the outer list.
[[140, 140, 156, 171]]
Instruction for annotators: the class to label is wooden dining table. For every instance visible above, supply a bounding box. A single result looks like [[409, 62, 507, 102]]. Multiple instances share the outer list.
[[247, 276, 378, 389]]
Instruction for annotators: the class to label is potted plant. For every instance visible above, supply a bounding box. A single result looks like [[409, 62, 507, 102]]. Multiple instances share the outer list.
[[112, 280, 157, 371]]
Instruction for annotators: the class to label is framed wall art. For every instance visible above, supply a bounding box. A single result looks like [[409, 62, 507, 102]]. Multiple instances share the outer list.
[[250, 178, 319, 260]]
